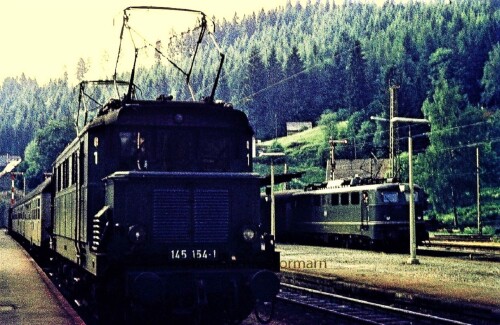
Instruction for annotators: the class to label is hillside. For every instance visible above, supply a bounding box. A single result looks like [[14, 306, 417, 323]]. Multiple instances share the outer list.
[[256, 126, 327, 187], [263, 125, 325, 148], [0, 0, 498, 228]]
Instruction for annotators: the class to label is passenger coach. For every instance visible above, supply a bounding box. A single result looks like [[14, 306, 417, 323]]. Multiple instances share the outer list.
[[9, 178, 52, 251]]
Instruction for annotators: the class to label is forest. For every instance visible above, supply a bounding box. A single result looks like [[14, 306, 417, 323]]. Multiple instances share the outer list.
[[0, 0, 499, 228]]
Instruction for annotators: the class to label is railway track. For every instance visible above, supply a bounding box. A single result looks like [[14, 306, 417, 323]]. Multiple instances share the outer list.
[[420, 236, 500, 261], [278, 271, 500, 325], [429, 234, 494, 242], [278, 283, 472, 325]]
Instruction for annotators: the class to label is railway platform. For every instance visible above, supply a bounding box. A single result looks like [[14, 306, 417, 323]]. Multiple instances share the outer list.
[[0, 229, 84, 325]]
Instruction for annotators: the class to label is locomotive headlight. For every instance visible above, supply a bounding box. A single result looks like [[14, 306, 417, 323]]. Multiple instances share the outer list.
[[242, 228, 256, 242], [128, 225, 146, 244]]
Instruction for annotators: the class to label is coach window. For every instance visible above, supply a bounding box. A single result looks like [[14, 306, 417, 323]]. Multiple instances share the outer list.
[[351, 192, 360, 205], [57, 165, 62, 192], [404, 190, 419, 203], [71, 152, 78, 185], [170, 130, 195, 171], [63, 159, 69, 189], [120, 131, 156, 170], [340, 193, 349, 205]]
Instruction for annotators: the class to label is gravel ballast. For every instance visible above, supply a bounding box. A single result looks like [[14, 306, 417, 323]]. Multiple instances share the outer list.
[[277, 244, 500, 308]]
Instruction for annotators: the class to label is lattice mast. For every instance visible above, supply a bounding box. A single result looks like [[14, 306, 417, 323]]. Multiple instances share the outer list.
[[389, 85, 400, 179]]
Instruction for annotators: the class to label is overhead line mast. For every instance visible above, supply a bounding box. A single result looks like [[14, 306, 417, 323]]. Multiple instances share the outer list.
[[326, 137, 348, 181], [389, 85, 400, 180]]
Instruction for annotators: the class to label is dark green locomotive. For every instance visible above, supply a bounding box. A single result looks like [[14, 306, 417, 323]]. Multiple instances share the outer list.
[[51, 98, 279, 322], [265, 177, 428, 250]]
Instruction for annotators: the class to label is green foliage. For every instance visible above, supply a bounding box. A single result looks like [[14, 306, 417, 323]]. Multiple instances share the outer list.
[[416, 55, 498, 214], [259, 126, 327, 187], [0, 0, 498, 222], [0, 75, 73, 156], [425, 187, 499, 232], [22, 120, 75, 189], [481, 43, 500, 108], [318, 110, 340, 138]]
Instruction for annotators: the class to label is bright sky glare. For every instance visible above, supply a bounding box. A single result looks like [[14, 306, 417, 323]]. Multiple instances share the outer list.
[[0, 1, 296, 84], [0, 0, 389, 85]]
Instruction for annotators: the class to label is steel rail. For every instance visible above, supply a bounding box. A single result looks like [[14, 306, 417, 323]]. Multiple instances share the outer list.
[[279, 283, 472, 325]]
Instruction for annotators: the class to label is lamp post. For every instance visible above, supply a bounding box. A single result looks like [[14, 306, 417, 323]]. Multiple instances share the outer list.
[[259, 152, 285, 239], [391, 117, 429, 265]]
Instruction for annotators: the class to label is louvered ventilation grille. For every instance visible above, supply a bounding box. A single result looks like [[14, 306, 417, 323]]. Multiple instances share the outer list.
[[153, 188, 229, 243]]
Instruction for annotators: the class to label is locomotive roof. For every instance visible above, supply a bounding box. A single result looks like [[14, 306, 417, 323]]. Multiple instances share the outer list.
[[297, 178, 422, 196], [55, 98, 252, 163], [82, 98, 252, 132]]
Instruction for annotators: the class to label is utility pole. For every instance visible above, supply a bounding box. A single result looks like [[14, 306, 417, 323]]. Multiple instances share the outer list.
[[260, 152, 285, 240], [391, 117, 429, 265], [326, 137, 348, 181], [389, 85, 400, 180], [407, 127, 419, 265], [476, 145, 482, 235]]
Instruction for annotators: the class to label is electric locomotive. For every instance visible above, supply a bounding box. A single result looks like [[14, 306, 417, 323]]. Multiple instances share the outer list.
[[52, 95, 279, 323], [264, 177, 428, 250]]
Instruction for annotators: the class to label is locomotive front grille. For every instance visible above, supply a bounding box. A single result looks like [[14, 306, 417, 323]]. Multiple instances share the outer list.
[[153, 188, 229, 243]]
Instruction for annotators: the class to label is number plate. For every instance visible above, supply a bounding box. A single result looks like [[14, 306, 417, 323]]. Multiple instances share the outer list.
[[169, 249, 218, 260]]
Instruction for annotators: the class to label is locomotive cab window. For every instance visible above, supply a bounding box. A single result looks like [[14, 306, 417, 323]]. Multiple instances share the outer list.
[[199, 132, 230, 171], [340, 193, 349, 205], [405, 191, 420, 202], [381, 192, 399, 203], [118, 128, 246, 172], [331, 193, 339, 206], [351, 192, 360, 205]]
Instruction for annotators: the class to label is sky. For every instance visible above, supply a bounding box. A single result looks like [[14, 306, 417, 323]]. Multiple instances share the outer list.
[[0, 0, 392, 85], [0, 1, 303, 85]]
